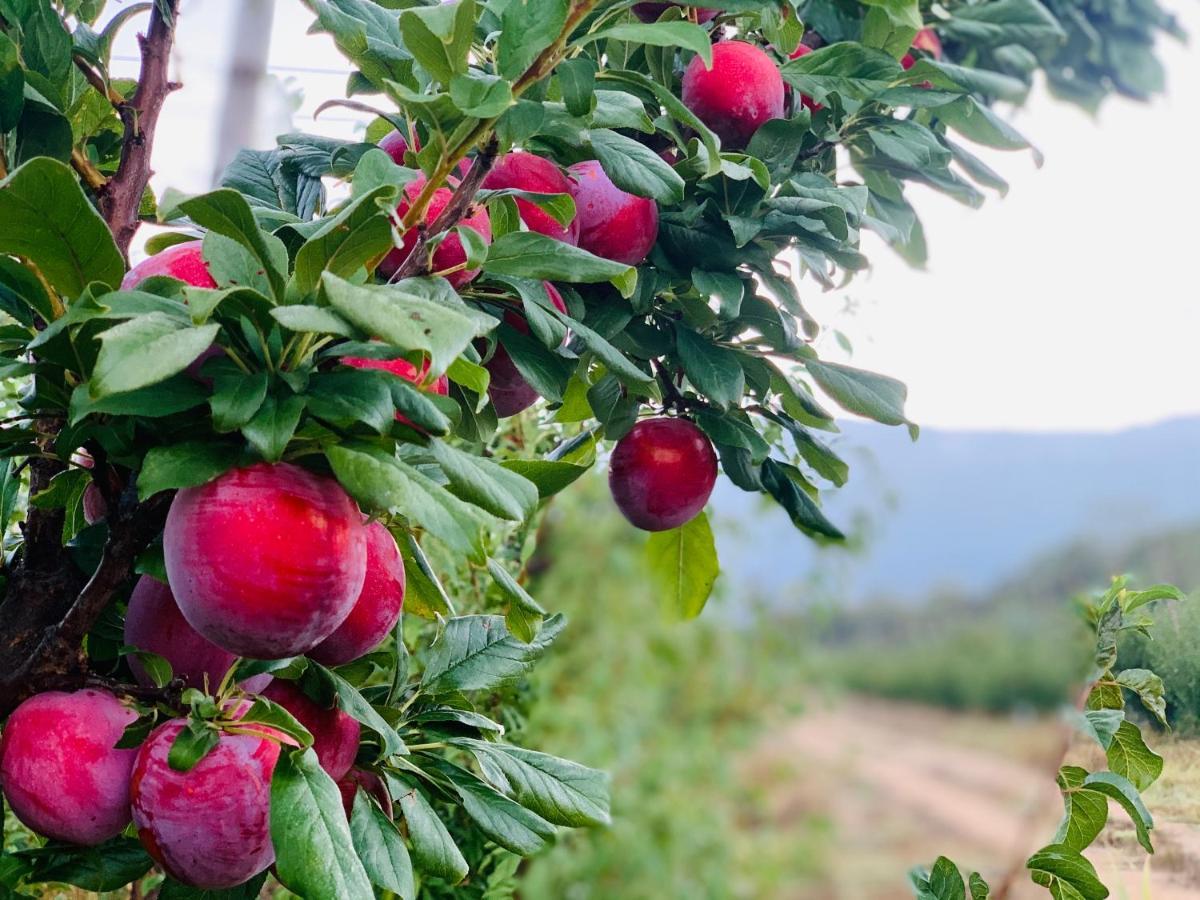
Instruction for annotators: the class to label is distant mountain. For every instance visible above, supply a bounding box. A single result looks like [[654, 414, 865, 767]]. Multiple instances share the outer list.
[[711, 416, 1200, 606]]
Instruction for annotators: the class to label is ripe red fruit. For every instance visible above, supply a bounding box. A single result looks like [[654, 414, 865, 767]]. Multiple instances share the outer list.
[[568, 161, 658, 265], [682, 41, 785, 148], [131, 719, 284, 889], [261, 681, 360, 781], [608, 418, 718, 531], [482, 152, 580, 245], [902, 27, 943, 69], [121, 241, 216, 291], [633, 3, 717, 25], [0, 689, 138, 845], [486, 282, 568, 417], [788, 42, 822, 112], [163, 462, 367, 659], [308, 521, 405, 666], [124, 575, 272, 693], [378, 129, 412, 165], [377, 176, 492, 287], [338, 767, 393, 819]]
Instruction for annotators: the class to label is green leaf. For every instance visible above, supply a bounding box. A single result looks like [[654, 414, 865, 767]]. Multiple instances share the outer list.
[[90, 316, 220, 398], [598, 69, 721, 176], [271, 305, 356, 337], [942, 0, 1066, 49], [423, 758, 556, 856], [290, 184, 398, 298], [165, 189, 288, 300], [16, 837, 152, 893], [484, 232, 636, 297], [399, 0, 475, 86], [306, 370, 396, 433], [450, 72, 513, 117], [780, 42, 905, 103], [210, 371, 269, 432], [761, 459, 844, 540], [1122, 584, 1185, 613], [271, 748, 374, 900], [0, 33, 24, 132], [1053, 766, 1107, 852], [0, 158, 125, 297], [351, 789, 415, 899], [1026, 844, 1108, 900], [675, 328, 744, 409], [805, 359, 910, 427], [397, 530, 456, 619], [421, 613, 565, 694], [167, 720, 219, 772], [308, 664, 407, 759], [137, 442, 245, 500], [326, 443, 489, 559], [388, 773, 469, 884], [1106, 720, 1163, 792], [487, 557, 546, 643], [431, 440, 538, 522], [589, 129, 684, 204], [157, 873, 268, 899], [582, 22, 712, 68], [1081, 770, 1154, 853], [458, 739, 611, 827], [497, 0, 568, 80], [242, 393, 305, 463], [323, 273, 496, 376], [1115, 669, 1168, 728], [644, 511, 719, 620], [968, 872, 991, 900], [498, 458, 589, 500]]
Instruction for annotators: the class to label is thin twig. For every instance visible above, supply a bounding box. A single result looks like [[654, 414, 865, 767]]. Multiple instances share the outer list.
[[389, 136, 500, 282], [99, 0, 182, 259]]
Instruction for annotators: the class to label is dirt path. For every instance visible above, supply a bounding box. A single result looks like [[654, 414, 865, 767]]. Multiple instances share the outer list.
[[744, 698, 1200, 900]]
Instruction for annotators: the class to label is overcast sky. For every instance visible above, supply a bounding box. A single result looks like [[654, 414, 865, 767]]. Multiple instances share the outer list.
[[113, 0, 1200, 434]]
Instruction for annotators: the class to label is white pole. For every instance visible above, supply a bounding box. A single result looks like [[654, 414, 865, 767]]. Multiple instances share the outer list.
[[210, 0, 276, 186]]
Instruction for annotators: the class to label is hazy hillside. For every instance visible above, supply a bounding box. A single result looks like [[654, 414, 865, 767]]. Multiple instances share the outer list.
[[712, 416, 1200, 607]]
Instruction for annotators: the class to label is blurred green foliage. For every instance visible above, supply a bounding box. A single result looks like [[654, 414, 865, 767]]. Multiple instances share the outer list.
[[510, 473, 828, 899]]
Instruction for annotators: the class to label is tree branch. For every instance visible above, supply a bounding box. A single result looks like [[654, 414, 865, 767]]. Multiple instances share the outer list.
[[98, 0, 182, 259], [389, 136, 500, 282]]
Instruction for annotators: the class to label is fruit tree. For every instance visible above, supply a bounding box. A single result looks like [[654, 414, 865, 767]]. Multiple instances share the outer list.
[[0, 0, 1183, 897]]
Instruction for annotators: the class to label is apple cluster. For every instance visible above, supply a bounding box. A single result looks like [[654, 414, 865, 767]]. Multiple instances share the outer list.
[[1, 392, 405, 889]]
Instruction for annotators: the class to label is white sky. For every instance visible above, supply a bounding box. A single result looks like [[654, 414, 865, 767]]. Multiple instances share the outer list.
[[112, 0, 1200, 434]]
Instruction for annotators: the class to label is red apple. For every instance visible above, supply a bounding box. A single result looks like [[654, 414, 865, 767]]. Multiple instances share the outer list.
[[377, 175, 492, 287], [378, 129, 412, 165], [682, 41, 785, 148], [902, 27, 943, 69], [308, 521, 405, 666], [124, 575, 272, 693], [633, 2, 717, 23], [0, 689, 138, 845], [131, 718, 285, 889], [486, 282, 568, 417], [482, 152, 580, 245], [608, 418, 718, 531], [261, 681, 360, 781], [163, 462, 367, 659], [338, 767, 393, 819], [788, 42, 822, 112], [568, 160, 658, 265], [121, 241, 216, 291]]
